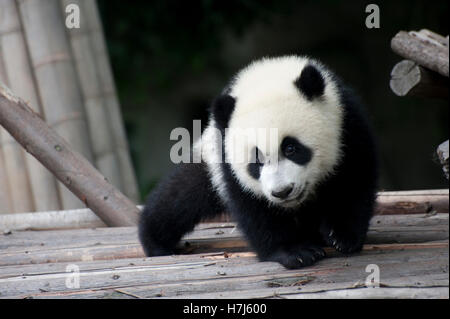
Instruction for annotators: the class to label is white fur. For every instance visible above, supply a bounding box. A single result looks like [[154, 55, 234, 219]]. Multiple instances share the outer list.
[[194, 118, 230, 204], [259, 160, 308, 207], [201, 55, 344, 208]]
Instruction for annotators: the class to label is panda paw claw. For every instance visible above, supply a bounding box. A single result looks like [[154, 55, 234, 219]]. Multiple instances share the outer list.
[[268, 245, 326, 269], [322, 226, 363, 254]]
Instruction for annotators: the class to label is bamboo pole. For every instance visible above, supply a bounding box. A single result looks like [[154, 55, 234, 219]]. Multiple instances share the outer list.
[[0, 150, 12, 214], [0, 0, 34, 213], [0, 38, 13, 214], [0, 83, 140, 226], [0, 0, 61, 212], [81, 0, 140, 202], [18, 0, 95, 209], [60, 0, 123, 192]]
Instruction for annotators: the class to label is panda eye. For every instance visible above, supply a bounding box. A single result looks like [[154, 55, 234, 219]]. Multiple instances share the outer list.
[[284, 144, 296, 157]]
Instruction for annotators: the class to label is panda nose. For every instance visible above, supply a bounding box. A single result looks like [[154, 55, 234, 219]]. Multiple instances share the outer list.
[[271, 186, 294, 199]]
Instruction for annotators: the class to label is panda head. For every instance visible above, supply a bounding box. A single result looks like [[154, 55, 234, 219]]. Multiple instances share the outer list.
[[212, 56, 344, 209]]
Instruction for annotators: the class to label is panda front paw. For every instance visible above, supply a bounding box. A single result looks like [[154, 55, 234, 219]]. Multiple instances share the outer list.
[[321, 225, 364, 254], [267, 245, 326, 269]]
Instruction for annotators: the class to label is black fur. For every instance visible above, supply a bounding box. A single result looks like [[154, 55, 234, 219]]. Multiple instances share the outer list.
[[138, 162, 224, 256], [139, 64, 378, 269], [247, 147, 264, 179], [211, 94, 235, 130], [294, 64, 325, 100]]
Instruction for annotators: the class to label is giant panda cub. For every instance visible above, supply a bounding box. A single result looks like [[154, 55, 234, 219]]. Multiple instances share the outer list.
[[139, 55, 378, 269]]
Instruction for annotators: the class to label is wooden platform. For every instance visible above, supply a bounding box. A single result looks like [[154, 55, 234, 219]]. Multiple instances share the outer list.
[[0, 213, 448, 299]]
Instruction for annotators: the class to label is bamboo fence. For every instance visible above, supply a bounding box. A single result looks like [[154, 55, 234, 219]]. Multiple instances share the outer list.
[[0, 0, 138, 214]]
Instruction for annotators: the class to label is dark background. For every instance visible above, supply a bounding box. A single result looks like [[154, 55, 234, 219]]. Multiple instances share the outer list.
[[98, 0, 448, 202]]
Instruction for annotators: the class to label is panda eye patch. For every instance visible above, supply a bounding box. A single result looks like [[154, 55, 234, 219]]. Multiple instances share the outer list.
[[252, 147, 265, 165], [247, 147, 264, 179], [281, 136, 313, 165]]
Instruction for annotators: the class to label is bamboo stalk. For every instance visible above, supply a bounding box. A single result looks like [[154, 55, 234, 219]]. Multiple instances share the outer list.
[[0, 0, 34, 213], [0, 83, 140, 226], [61, 0, 124, 192], [0, 149, 12, 214], [0, 37, 13, 214], [18, 0, 95, 209], [0, 0, 61, 212], [0, 132, 35, 213], [82, 0, 140, 202]]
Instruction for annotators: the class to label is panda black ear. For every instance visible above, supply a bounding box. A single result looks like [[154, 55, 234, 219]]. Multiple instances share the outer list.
[[294, 64, 325, 101], [212, 94, 236, 129]]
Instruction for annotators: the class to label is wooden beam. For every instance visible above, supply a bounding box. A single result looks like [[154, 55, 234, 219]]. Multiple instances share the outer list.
[[0, 214, 447, 266], [0, 208, 106, 231], [0, 83, 139, 227], [391, 30, 449, 77], [390, 60, 448, 98], [375, 189, 448, 215], [0, 239, 447, 299], [0, 190, 448, 231]]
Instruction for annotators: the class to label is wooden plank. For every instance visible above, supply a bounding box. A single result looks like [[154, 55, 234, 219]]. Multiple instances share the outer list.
[[0, 214, 448, 266], [164, 287, 449, 299], [375, 189, 448, 215], [0, 252, 226, 278], [0, 245, 447, 299], [2, 213, 447, 249], [12, 274, 449, 299], [0, 208, 106, 232], [0, 189, 447, 230]]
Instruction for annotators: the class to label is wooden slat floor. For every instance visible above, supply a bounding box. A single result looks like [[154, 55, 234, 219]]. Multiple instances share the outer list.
[[0, 213, 448, 299]]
